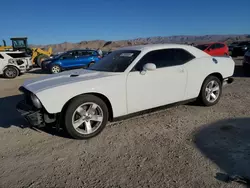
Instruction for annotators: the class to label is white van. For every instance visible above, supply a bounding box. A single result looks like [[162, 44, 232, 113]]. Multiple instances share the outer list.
[[0, 51, 33, 78]]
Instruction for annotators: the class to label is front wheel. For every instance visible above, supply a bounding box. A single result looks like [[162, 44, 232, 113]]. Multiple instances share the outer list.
[[199, 76, 222, 106], [3, 66, 19, 79], [50, 64, 61, 74], [88, 61, 95, 67], [64, 95, 109, 139]]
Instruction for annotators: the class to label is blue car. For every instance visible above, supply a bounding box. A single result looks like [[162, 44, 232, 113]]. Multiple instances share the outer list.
[[42, 49, 102, 74]]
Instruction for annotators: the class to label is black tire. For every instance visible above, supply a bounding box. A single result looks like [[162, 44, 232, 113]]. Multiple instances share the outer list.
[[64, 95, 109, 139], [88, 61, 95, 67], [36, 54, 49, 67], [50, 64, 61, 74], [198, 76, 222, 106], [3, 66, 19, 79]]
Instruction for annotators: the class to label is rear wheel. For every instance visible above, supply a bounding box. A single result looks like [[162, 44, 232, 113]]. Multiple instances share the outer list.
[[50, 64, 61, 74], [199, 76, 222, 106], [64, 95, 109, 139], [36, 54, 49, 67], [88, 61, 95, 67], [3, 66, 19, 79]]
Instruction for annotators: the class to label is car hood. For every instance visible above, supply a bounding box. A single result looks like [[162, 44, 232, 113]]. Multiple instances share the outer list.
[[22, 69, 121, 94]]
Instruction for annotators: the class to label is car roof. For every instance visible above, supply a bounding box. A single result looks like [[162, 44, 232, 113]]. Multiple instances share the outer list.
[[68, 49, 97, 52], [117, 43, 210, 58], [197, 42, 225, 45]]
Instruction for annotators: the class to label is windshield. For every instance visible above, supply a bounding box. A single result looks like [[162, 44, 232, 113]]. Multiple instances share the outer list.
[[195, 44, 209, 51], [88, 50, 141, 72], [12, 40, 26, 48]]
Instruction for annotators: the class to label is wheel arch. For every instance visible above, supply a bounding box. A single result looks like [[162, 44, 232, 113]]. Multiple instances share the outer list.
[[198, 72, 223, 96], [205, 72, 223, 83], [3, 65, 20, 75], [61, 92, 114, 121]]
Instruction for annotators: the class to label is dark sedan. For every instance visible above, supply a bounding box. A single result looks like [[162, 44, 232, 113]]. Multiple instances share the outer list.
[[232, 41, 250, 57], [243, 50, 250, 72]]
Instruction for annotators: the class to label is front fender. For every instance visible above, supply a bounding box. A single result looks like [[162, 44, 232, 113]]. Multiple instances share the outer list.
[[35, 77, 127, 118]]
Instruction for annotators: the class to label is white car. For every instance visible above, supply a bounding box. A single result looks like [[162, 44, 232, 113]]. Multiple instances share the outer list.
[[0, 51, 33, 78], [17, 44, 235, 139]]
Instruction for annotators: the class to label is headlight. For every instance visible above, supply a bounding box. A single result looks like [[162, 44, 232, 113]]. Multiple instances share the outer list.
[[242, 47, 248, 50], [31, 93, 42, 109]]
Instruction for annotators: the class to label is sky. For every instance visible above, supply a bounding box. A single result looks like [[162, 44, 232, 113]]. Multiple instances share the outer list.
[[1, 0, 250, 45]]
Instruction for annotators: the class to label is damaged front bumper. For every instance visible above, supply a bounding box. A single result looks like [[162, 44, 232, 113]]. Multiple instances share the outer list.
[[16, 100, 45, 127]]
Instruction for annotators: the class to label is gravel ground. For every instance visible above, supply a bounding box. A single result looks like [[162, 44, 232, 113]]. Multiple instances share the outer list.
[[0, 58, 250, 188]]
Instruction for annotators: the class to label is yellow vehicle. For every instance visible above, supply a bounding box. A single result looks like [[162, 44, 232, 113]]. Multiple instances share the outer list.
[[0, 40, 12, 51], [0, 37, 52, 67]]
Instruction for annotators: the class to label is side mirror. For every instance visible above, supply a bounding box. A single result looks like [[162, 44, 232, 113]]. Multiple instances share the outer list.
[[140, 63, 156, 75], [143, 63, 156, 71]]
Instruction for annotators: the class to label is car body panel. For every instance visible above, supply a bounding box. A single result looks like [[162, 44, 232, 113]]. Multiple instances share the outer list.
[[0, 51, 32, 75], [20, 44, 235, 118], [23, 69, 128, 117], [126, 64, 187, 113]]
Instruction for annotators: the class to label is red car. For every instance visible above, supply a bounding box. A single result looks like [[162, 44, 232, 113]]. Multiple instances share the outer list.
[[195, 42, 229, 56]]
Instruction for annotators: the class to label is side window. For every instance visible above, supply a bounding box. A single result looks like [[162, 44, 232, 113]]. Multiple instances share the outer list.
[[216, 43, 225, 49], [61, 51, 75, 59], [134, 49, 174, 70], [0, 54, 4, 59], [209, 44, 217, 50], [174, 49, 195, 63], [133, 48, 194, 71], [79, 50, 93, 56]]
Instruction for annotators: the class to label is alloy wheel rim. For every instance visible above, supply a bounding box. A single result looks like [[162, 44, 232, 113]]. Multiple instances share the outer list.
[[6, 68, 16, 77], [72, 102, 103, 135], [205, 80, 220, 103], [52, 66, 60, 73]]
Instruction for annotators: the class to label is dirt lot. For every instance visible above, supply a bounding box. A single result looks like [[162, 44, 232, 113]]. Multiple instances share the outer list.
[[0, 58, 250, 188]]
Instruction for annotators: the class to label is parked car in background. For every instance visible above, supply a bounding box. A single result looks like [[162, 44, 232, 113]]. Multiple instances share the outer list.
[[41, 49, 102, 74], [0, 51, 32, 78], [228, 41, 240, 52], [243, 50, 250, 74], [17, 44, 235, 139], [231, 41, 250, 57], [195, 42, 229, 56]]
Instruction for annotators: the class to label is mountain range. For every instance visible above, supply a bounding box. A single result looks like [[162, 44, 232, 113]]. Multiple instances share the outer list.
[[32, 34, 250, 53]]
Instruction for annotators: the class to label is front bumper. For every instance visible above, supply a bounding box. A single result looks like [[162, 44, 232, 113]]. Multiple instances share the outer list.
[[16, 100, 44, 127]]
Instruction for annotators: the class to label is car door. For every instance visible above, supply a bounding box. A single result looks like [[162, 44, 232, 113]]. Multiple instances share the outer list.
[[59, 51, 78, 68], [76, 50, 95, 67], [126, 48, 192, 114]]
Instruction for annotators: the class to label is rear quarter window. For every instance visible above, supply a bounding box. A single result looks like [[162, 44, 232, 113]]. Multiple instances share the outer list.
[[0, 54, 4, 59]]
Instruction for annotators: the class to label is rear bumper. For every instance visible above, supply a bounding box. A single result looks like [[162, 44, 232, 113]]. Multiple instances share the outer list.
[[223, 77, 234, 86], [16, 100, 44, 127]]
